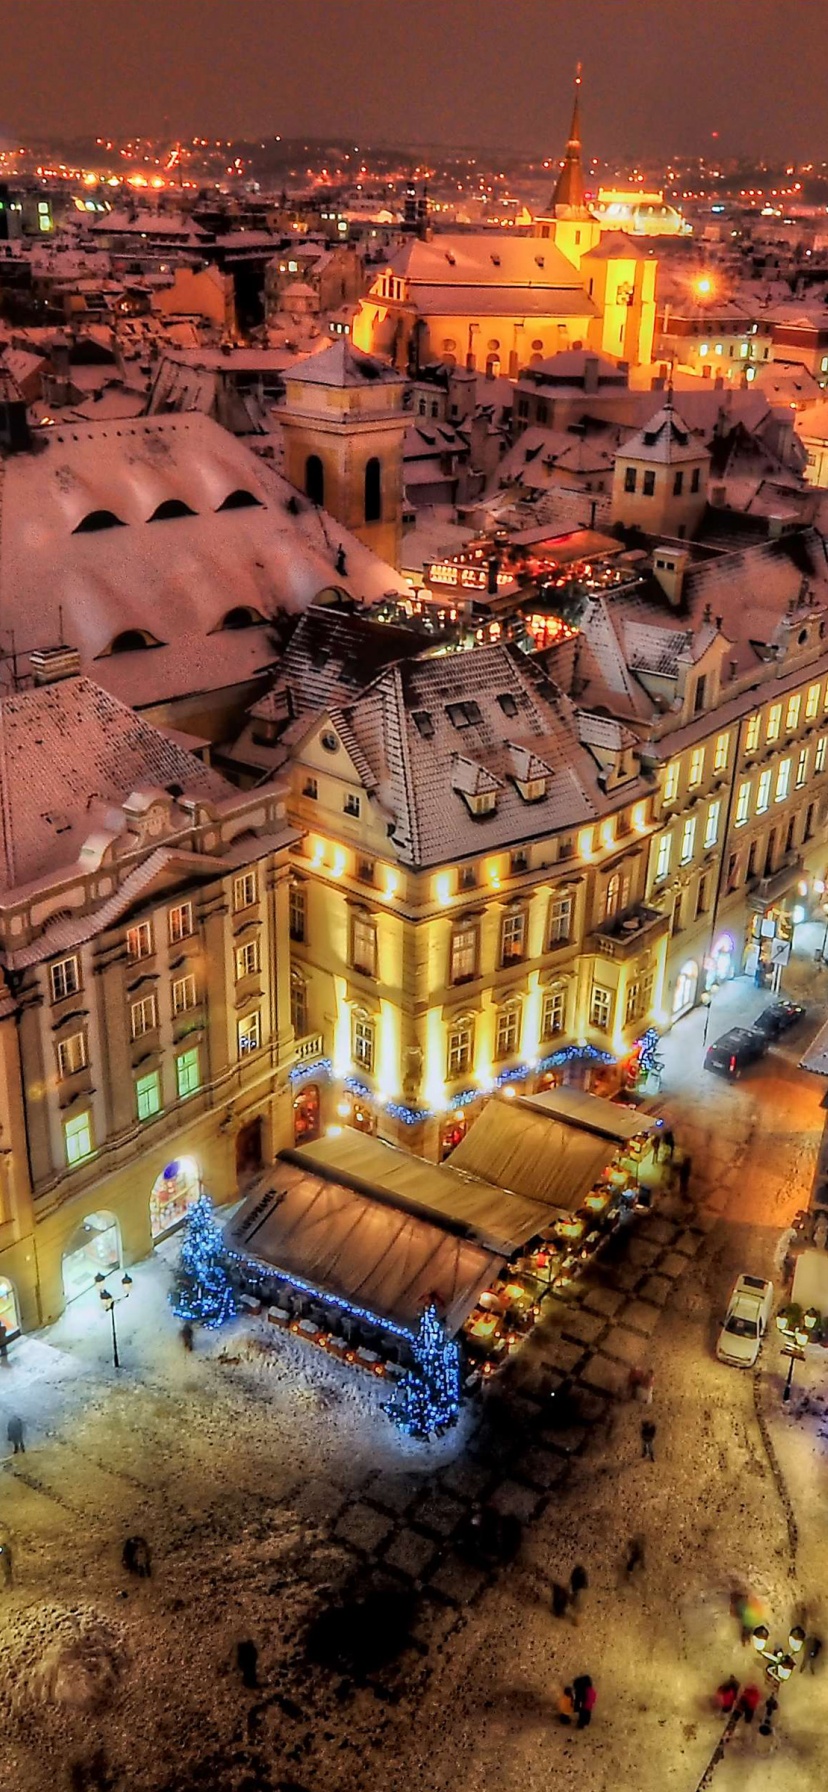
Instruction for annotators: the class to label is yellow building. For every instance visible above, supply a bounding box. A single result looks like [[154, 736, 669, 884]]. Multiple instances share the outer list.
[[611, 395, 710, 538]]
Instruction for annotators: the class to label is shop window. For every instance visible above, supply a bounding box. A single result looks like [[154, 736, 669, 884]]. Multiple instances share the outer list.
[[352, 1012, 375, 1072], [130, 993, 157, 1040], [447, 1017, 474, 1078], [150, 1159, 199, 1239], [136, 1070, 162, 1122], [169, 902, 193, 944], [50, 954, 80, 1003], [541, 988, 565, 1040], [352, 912, 377, 977], [450, 924, 477, 984], [127, 921, 152, 961], [289, 882, 306, 943], [238, 1012, 261, 1056], [176, 1047, 200, 1099], [495, 1004, 520, 1060], [62, 1210, 119, 1301], [672, 961, 698, 1014], [293, 1082, 320, 1145], [234, 871, 257, 912], [64, 1111, 93, 1167], [590, 986, 612, 1031], [57, 1031, 87, 1078], [500, 909, 526, 965], [236, 939, 260, 980]]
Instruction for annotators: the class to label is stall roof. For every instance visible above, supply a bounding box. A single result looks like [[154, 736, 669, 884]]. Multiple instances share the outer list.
[[226, 1161, 504, 1338], [799, 1016, 828, 1077], [289, 1130, 550, 1255], [450, 1094, 621, 1212], [515, 1086, 658, 1143]]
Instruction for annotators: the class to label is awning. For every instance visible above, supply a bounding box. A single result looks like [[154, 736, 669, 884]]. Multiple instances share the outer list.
[[800, 1015, 828, 1077], [516, 1085, 658, 1144], [227, 1160, 505, 1338], [450, 1094, 624, 1214]]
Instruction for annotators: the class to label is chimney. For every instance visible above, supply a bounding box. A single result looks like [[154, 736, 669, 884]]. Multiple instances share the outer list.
[[652, 546, 689, 608], [583, 353, 600, 395], [30, 645, 81, 685]]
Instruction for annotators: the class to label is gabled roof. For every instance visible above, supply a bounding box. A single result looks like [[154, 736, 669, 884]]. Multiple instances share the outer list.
[[450, 755, 502, 797], [618, 399, 709, 466], [386, 233, 585, 292]]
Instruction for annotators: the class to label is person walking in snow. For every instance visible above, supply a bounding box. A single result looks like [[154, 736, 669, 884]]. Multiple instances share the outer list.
[[551, 1581, 569, 1619], [803, 1635, 823, 1673], [715, 1675, 739, 1714], [735, 1684, 761, 1724], [7, 1415, 24, 1454], [569, 1563, 588, 1618], [641, 1418, 656, 1461], [557, 1685, 575, 1725], [572, 1674, 596, 1728], [625, 1534, 645, 1577], [0, 1542, 12, 1588], [180, 1321, 194, 1352]]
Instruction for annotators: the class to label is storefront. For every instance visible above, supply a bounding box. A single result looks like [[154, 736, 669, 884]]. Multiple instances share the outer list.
[[707, 932, 735, 987], [293, 1082, 321, 1146], [149, 1158, 201, 1240], [672, 959, 699, 1017], [62, 1211, 121, 1303]]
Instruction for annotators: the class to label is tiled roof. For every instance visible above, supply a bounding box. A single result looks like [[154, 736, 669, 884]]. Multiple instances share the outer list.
[[283, 339, 404, 388], [618, 401, 708, 466], [387, 234, 585, 291]]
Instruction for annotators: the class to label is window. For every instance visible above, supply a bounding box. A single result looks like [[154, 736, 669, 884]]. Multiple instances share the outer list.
[[344, 793, 361, 817], [806, 683, 820, 722], [756, 769, 772, 813], [693, 676, 707, 715], [289, 883, 306, 943], [169, 902, 193, 944], [548, 893, 572, 945], [236, 940, 260, 980], [542, 988, 565, 1040], [663, 761, 680, 804], [805, 801, 817, 840], [130, 993, 157, 1039], [767, 704, 782, 743], [603, 871, 630, 920], [691, 466, 701, 493], [495, 1005, 520, 1060], [290, 970, 307, 1038], [673, 470, 684, 496], [353, 1013, 375, 1072], [50, 955, 79, 1003], [64, 1111, 93, 1167], [786, 693, 801, 732], [590, 985, 612, 1031], [695, 873, 709, 919], [238, 1012, 261, 1056], [689, 747, 705, 787], [305, 454, 325, 505], [234, 872, 257, 912], [625, 979, 643, 1026], [704, 801, 720, 849], [303, 776, 318, 799], [57, 1032, 87, 1078], [357, 857, 375, 885], [136, 1070, 161, 1122], [655, 834, 672, 882], [450, 925, 477, 983], [735, 781, 751, 826], [746, 840, 758, 881], [680, 817, 696, 863], [364, 456, 381, 524], [726, 851, 740, 891], [816, 737, 827, 774], [713, 733, 729, 775], [796, 747, 809, 788], [643, 469, 656, 496], [172, 974, 197, 1015], [775, 758, 791, 802], [624, 466, 637, 493], [447, 1017, 473, 1078], [459, 864, 477, 891], [175, 1047, 200, 1099], [509, 848, 528, 875], [745, 714, 761, 753], [500, 910, 526, 965], [127, 921, 152, 961], [352, 912, 377, 977]]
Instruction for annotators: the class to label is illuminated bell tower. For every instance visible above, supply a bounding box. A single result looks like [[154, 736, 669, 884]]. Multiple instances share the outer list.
[[535, 65, 602, 269], [279, 340, 408, 569]]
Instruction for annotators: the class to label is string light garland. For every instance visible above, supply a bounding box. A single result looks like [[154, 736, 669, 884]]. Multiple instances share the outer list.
[[389, 1301, 461, 1439], [169, 1194, 236, 1329], [296, 1046, 618, 1127], [234, 1249, 414, 1342]]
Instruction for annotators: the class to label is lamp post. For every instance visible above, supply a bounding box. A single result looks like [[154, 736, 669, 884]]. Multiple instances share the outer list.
[[751, 1621, 805, 1682], [700, 987, 713, 1047], [95, 1271, 133, 1369], [776, 1311, 808, 1404]]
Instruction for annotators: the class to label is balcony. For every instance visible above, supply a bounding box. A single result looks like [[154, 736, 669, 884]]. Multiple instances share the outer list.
[[294, 1031, 325, 1065], [590, 903, 670, 961]]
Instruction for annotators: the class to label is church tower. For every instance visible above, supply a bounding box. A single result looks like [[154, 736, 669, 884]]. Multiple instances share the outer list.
[[535, 66, 602, 269], [279, 340, 408, 569]]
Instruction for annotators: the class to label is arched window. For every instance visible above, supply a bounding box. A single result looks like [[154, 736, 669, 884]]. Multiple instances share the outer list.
[[220, 606, 265, 630], [485, 354, 501, 378], [364, 456, 381, 524], [73, 509, 126, 533], [109, 629, 158, 653], [216, 488, 262, 511], [604, 873, 621, 919], [305, 454, 325, 506], [148, 498, 196, 521]]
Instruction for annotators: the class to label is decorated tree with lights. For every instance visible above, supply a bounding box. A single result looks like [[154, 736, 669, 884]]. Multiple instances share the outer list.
[[390, 1301, 461, 1439], [169, 1194, 236, 1329]]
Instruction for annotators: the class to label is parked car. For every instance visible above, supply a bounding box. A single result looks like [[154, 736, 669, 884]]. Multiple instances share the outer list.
[[704, 1026, 768, 1079], [716, 1274, 774, 1368], [752, 1000, 806, 1039]]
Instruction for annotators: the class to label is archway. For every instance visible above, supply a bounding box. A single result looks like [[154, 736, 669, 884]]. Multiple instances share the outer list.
[[235, 1118, 264, 1181], [305, 454, 325, 506], [150, 1157, 201, 1240], [62, 1211, 121, 1303], [293, 1083, 320, 1145], [672, 960, 699, 1016], [364, 456, 381, 524], [711, 934, 735, 985], [0, 1277, 20, 1340]]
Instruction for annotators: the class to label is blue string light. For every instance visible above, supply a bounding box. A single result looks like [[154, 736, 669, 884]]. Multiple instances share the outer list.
[[233, 1248, 414, 1342], [169, 1194, 236, 1329], [289, 1056, 332, 1087], [388, 1302, 461, 1439], [295, 1046, 617, 1125]]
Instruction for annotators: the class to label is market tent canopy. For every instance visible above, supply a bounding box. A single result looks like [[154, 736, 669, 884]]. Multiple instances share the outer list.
[[290, 1130, 550, 1255], [800, 1017, 828, 1077], [449, 1091, 644, 1212], [226, 1160, 505, 1337], [517, 1086, 658, 1144]]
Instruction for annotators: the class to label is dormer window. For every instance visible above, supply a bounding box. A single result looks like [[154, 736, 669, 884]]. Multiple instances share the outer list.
[[468, 790, 496, 817], [517, 776, 547, 803]]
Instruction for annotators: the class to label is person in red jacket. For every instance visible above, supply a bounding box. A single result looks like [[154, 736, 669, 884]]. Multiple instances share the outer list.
[[573, 1674, 596, 1728], [735, 1684, 761, 1724]]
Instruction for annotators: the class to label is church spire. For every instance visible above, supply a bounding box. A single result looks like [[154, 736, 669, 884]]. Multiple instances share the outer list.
[[551, 63, 588, 216]]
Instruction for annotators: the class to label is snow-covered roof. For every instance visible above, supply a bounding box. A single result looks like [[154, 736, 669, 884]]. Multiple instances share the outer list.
[[387, 233, 585, 292], [283, 339, 404, 388]]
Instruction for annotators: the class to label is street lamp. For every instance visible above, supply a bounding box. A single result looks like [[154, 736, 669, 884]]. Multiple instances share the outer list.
[[700, 988, 713, 1047], [751, 1624, 800, 1682], [95, 1271, 133, 1369], [776, 1311, 808, 1403]]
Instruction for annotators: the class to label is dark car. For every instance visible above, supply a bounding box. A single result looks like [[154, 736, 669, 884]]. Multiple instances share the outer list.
[[752, 1000, 806, 1039], [704, 1026, 768, 1079]]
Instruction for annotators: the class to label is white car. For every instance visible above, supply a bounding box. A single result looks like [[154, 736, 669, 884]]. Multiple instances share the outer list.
[[716, 1274, 774, 1368]]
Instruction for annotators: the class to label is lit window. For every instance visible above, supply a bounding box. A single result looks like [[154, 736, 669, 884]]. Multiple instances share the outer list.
[[796, 747, 809, 788], [136, 1070, 161, 1122], [126, 921, 153, 961], [817, 737, 828, 774], [50, 955, 80, 1002], [352, 913, 377, 977], [699, 342, 709, 356], [450, 925, 477, 983], [495, 1005, 520, 1060], [680, 817, 696, 863], [57, 1031, 87, 1078], [233, 872, 257, 912], [785, 693, 801, 731], [238, 1012, 261, 1056], [767, 704, 782, 743], [590, 985, 612, 1031], [775, 758, 791, 802], [168, 902, 193, 944], [541, 988, 565, 1040], [603, 871, 630, 919], [447, 1017, 474, 1078], [176, 1047, 200, 1099], [236, 940, 260, 980], [655, 834, 672, 882], [663, 761, 680, 804], [548, 894, 572, 945], [704, 801, 720, 849], [130, 993, 157, 1039], [64, 1111, 93, 1166], [352, 1013, 375, 1072], [172, 974, 197, 1016], [500, 910, 526, 965], [745, 714, 761, 753], [735, 781, 751, 826], [343, 793, 361, 817], [290, 970, 307, 1037], [713, 733, 729, 774], [289, 883, 306, 942], [806, 683, 820, 721], [756, 769, 772, 813], [689, 746, 705, 787]]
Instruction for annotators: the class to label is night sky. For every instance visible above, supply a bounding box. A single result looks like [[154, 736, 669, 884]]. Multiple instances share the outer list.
[[1, 0, 827, 159]]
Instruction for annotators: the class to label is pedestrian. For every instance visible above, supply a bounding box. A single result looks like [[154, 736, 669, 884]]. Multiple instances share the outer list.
[[678, 1154, 692, 1198], [625, 1534, 645, 1577], [761, 1693, 778, 1727], [569, 1563, 588, 1604], [122, 1535, 151, 1579], [0, 1321, 7, 1364], [7, 1415, 24, 1455], [715, 1675, 739, 1714], [573, 1675, 596, 1729], [735, 1684, 761, 1724], [180, 1321, 194, 1352], [551, 1581, 569, 1619], [236, 1639, 258, 1689], [660, 1127, 675, 1161], [0, 1542, 12, 1588], [641, 1419, 656, 1461], [803, 1635, 823, 1673], [557, 1684, 575, 1725]]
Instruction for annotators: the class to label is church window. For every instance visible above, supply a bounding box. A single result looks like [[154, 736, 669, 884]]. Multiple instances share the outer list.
[[364, 457, 381, 524], [305, 455, 325, 506]]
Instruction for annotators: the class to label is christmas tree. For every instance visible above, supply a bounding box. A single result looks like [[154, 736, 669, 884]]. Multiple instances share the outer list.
[[169, 1195, 236, 1329], [390, 1302, 461, 1439]]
